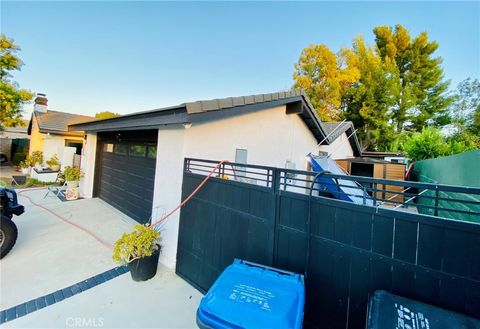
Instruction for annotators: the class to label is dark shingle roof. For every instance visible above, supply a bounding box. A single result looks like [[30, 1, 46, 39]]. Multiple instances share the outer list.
[[29, 110, 94, 136], [320, 121, 361, 155], [69, 90, 361, 155], [184, 90, 311, 114]]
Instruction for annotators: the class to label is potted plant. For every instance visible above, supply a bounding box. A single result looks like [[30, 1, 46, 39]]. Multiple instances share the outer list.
[[31, 151, 43, 171], [46, 154, 61, 171], [19, 159, 31, 175], [63, 166, 82, 187], [112, 224, 161, 281]]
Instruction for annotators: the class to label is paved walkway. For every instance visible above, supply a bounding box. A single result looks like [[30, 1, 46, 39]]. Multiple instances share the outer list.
[[0, 188, 202, 328]]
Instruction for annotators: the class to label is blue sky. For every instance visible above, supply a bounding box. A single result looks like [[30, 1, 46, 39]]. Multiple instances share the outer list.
[[2, 1, 479, 117]]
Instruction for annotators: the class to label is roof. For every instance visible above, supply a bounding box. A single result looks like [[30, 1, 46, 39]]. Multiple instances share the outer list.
[[319, 121, 361, 156], [361, 151, 405, 158], [0, 124, 29, 139], [69, 90, 361, 156], [28, 110, 94, 136]]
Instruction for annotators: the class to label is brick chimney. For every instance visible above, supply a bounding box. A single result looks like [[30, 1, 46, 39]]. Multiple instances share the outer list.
[[34, 93, 48, 113]]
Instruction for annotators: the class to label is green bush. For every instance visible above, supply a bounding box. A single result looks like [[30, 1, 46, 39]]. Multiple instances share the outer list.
[[12, 152, 26, 165], [112, 224, 161, 264], [404, 127, 479, 161]]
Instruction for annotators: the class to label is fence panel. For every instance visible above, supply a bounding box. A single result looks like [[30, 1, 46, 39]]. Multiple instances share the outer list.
[[176, 158, 480, 328]]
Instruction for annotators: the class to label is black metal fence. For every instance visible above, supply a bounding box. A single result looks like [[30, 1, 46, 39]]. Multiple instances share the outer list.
[[176, 158, 480, 328]]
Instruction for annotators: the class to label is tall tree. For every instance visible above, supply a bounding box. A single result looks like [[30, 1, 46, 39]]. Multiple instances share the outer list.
[[95, 111, 121, 119], [373, 25, 452, 131], [0, 34, 33, 131], [449, 78, 480, 132], [342, 37, 399, 150], [293, 44, 359, 121]]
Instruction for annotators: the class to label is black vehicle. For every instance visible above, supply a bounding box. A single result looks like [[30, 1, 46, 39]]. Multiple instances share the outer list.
[[0, 187, 24, 258]]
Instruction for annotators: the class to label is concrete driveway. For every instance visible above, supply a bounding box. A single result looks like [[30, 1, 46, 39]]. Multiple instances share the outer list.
[[1, 188, 202, 328]]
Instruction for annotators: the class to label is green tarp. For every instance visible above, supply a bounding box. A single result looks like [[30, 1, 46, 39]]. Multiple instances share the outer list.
[[412, 150, 480, 222]]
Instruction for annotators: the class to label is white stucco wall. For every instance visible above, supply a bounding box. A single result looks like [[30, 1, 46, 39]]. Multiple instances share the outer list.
[[80, 133, 97, 198], [151, 128, 186, 268], [153, 106, 321, 268], [184, 106, 317, 170]]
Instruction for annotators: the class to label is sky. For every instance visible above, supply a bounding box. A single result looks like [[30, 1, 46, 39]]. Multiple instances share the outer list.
[[2, 1, 479, 117]]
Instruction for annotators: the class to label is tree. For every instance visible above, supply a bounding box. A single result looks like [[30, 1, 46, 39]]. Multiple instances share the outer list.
[[293, 44, 359, 121], [293, 25, 453, 151], [449, 78, 480, 133], [95, 111, 120, 119], [342, 37, 399, 150], [373, 25, 452, 131], [0, 34, 33, 131], [404, 127, 478, 161]]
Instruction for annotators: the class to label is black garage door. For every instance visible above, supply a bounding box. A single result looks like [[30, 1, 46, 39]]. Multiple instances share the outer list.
[[95, 131, 157, 224]]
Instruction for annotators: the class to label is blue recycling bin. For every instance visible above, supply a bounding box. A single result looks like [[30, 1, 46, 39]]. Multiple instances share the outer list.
[[196, 259, 305, 329]]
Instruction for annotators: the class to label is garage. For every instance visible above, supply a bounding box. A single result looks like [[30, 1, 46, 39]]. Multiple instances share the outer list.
[[95, 130, 158, 223]]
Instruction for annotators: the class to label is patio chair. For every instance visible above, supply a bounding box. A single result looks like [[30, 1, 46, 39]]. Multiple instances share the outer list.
[[43, 173, 67, 198]]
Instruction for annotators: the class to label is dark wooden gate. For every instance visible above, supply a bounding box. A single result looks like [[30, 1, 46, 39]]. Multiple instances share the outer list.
[[176, 158, 480, 328]]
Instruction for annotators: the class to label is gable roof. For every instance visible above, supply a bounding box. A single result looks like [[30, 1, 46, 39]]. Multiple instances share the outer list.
[[320, 121, 361, 156], [28, 110, 94, 136], [69, 90, 361, 155]]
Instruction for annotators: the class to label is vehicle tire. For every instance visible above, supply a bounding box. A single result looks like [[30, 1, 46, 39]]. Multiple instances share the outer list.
[[0, 216, 18, 259]]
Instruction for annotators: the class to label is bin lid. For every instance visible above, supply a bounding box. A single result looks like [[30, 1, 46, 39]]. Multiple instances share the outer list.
[[197, 259, 305, 329], [367, 290, 480, 329]]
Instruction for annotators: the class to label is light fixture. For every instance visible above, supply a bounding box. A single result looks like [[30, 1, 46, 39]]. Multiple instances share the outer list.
[[183, 122, 192, 129]]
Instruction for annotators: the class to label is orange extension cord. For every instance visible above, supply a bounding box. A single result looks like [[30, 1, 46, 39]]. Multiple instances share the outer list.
[[17, 160, 234, 250]]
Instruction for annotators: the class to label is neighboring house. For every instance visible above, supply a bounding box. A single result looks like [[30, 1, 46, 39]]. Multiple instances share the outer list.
[[0, 122, 29, 163], [69, 90, 361, 268], [27, 94, 94, 168]]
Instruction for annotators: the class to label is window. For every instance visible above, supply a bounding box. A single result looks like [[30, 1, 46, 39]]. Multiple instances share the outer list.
[[103, 143, 114, 153], [130, 145, 146, 157], [235, 149, 247, 177], [65, 140, 83, 155], [114, 143, 128, 155], [147, 146, 157, 159]]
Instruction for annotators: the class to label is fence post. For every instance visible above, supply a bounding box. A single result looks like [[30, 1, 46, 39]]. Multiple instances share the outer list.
[[434, 186, 440, 217], [373, 182, 377, 206], [272, 168, 281, 267]]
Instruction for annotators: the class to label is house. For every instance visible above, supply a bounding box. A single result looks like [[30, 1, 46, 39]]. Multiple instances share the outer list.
[[69, 90, 361, 268], [0, 122, 29, 164], [27, 94, 94, 168]]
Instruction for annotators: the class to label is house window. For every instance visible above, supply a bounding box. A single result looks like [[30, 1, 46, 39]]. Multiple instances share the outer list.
[[130, 145, 146, 157], [114, 143, 128, 155], [147, 146, 157, 159], [235, 149, 247, 177], [65, 140, 83, 155], [103, 143, 114, 153]]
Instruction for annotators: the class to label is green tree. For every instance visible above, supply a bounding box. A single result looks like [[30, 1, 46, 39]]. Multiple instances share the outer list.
[[293, 25, 453, 151], [342, 37, 399, 150], [404, 127, 478, 161], [449, 78, 480, 133], [293, 44, 359, 121], [373, 25, 452, 131], [0, 34, 33, 131], [403, 127, 449, 161], [95, 111, 120, 119]]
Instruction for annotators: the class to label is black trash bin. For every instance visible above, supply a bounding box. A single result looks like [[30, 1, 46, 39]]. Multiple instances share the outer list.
[[366, 290, 480, 329]]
